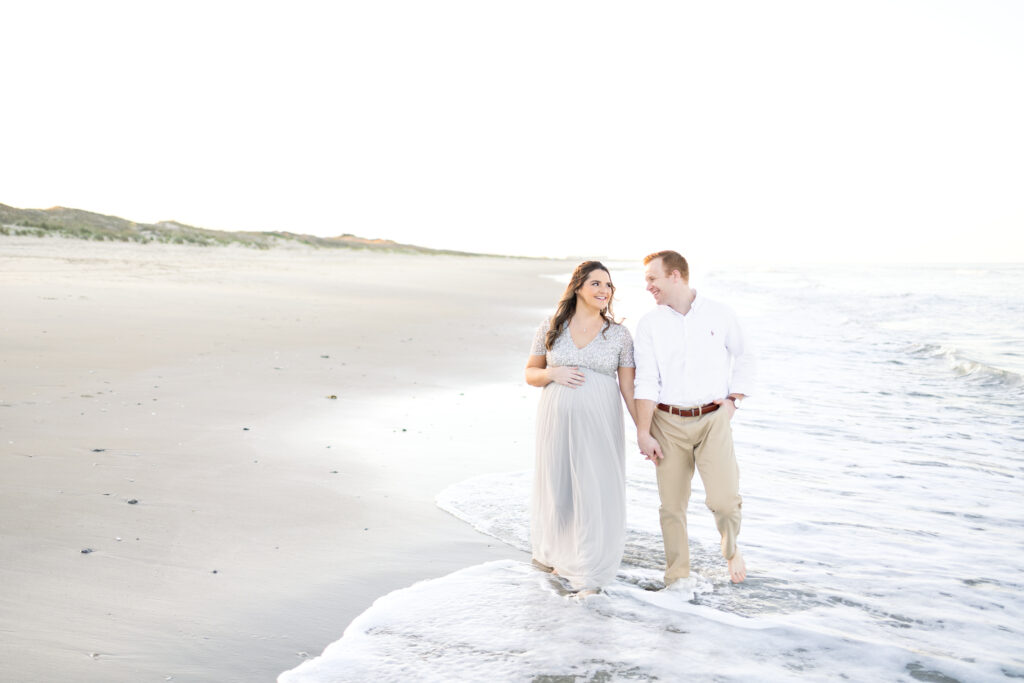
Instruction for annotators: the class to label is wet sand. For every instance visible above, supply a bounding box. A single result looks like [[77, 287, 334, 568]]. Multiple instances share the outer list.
[[0, 236, 566, 682]]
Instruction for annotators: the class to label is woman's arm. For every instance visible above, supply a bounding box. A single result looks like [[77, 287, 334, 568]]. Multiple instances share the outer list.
[[617, 365, 637, 425], [525, 354, 551, 387]]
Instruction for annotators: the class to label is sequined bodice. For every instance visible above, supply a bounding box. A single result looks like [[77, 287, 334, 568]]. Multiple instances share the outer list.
[[530, 319, 635, 377]]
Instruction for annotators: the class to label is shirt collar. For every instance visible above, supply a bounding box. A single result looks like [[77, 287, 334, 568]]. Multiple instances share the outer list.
[[664, 290, 701, 317]]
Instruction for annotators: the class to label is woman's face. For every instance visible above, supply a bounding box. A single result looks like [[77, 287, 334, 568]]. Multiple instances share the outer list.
[[575, 269, 613, 312]]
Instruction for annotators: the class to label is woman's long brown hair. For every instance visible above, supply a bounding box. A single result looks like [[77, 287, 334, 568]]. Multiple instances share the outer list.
[[545, 261, 617, 350]]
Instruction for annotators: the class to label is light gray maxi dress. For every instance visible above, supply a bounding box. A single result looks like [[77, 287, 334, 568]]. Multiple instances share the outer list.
[[529, 319, 635, 590]]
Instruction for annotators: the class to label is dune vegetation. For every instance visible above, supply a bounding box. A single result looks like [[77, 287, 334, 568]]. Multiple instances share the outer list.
[[0, 203, 485, 256]]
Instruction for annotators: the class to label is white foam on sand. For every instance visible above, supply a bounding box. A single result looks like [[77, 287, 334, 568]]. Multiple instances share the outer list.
[[279, 559, 987, 683], [281, 455, 1012, 682]]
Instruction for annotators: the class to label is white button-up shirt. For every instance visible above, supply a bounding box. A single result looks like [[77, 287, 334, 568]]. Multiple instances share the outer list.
[[634, 293, 755, 406]]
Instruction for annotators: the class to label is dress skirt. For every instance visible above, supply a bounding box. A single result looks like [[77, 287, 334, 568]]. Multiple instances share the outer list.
[[531, 367, 626, 590]]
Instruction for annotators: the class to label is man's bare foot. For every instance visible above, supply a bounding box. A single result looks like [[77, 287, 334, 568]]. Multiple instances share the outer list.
[[662, 577, 697, 598], [574, 588, 600, 598], [728, 548, 747, 583]]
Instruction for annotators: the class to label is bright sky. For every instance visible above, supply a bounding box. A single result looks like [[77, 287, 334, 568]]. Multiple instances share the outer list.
[[3, 1, 1022, 263]]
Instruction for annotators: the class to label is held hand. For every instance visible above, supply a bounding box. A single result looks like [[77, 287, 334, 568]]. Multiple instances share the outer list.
[[638, 432, 663, 465], [548, 366, 585, 388]]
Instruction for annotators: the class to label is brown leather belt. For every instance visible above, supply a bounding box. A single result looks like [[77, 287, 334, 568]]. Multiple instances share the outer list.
[[657, 402, 719, 418]]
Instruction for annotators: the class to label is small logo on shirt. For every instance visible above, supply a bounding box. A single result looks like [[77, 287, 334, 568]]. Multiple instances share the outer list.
[[710, 330, 715, 336]]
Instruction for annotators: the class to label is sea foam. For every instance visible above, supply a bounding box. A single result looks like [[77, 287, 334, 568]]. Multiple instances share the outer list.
[[279, 558, 996, 683]]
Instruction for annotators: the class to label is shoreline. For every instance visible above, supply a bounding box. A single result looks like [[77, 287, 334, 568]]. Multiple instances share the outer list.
[[0, 236, 564, 682]]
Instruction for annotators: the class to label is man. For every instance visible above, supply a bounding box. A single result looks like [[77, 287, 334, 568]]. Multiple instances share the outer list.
[[634, 250, 755, 586]]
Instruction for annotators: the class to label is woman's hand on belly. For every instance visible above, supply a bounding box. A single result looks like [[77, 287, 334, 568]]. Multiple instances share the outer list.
[[548, 366, 585, 388]]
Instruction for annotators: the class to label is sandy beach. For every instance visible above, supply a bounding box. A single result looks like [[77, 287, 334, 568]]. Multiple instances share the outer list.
[[0, 236, 565, 682]]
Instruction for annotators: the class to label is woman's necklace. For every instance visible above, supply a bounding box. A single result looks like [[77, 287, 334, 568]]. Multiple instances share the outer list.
[[573, 315, 600, 333]]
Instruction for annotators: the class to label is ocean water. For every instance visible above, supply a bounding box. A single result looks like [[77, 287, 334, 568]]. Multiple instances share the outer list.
[[281, 264, 1024, 683]]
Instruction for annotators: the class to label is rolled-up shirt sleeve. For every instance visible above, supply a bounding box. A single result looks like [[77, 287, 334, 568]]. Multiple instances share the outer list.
[[633, 316, 661, 402], [725, 310, 756, 397]]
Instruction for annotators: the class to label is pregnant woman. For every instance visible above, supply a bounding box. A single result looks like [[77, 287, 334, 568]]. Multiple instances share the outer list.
[[525, 260, 637, 594]]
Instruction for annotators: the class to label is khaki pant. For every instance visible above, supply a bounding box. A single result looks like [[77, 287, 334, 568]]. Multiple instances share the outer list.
[[651, 407, 742, 585]]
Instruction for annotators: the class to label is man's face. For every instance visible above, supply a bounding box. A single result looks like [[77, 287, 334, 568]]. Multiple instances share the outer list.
[[644, 258, 676, 305]]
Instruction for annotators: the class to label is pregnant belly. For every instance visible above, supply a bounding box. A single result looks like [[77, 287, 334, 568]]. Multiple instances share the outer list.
[[542, 369, 619, 414]]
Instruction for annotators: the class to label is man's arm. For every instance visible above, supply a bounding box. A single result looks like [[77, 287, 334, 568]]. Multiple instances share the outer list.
[[633, 317, 664, 464], [725, 307, 756, 399], [636, 399, 663, 463]]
